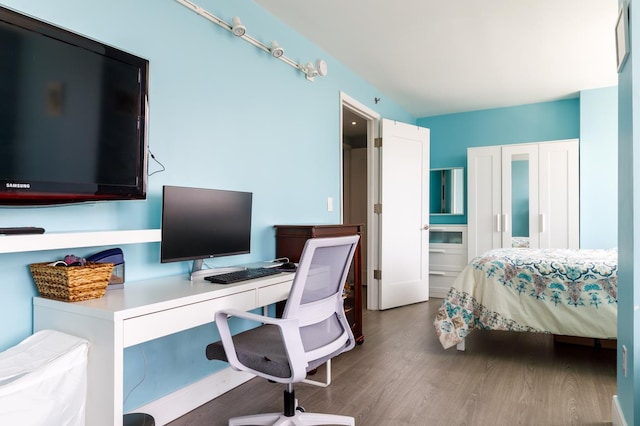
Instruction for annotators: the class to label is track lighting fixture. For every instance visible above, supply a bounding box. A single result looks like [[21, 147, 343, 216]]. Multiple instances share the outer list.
[[176, 0, 327, 82], [231, 16, 246, 37], [270, 41, 284, 58], [304, 60, 328, 81]]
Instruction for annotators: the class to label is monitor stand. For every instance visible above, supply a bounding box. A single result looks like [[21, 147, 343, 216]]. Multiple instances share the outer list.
[[189, 259, 245, 281]]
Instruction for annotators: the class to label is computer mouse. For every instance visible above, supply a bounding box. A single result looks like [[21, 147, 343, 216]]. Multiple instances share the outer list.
[[279, 262, 297, 271]]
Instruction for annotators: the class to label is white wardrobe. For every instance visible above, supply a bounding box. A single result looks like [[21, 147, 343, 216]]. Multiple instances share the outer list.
[[467, 139, 579, 261]]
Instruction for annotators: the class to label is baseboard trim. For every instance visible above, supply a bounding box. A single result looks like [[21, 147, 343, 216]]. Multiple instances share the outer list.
[[131, 367, 254, 425], [612, 395, 627, 426]]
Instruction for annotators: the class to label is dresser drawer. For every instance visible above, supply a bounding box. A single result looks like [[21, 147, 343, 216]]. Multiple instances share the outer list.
[[429, 264, 464, 275], [428, 269, 462, 279], [429, 249, 467, 270], [429, 272, 460, 298]]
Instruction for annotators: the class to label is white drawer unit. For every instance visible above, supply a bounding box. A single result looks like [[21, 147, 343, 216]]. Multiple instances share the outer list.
[[429, 225, 467, 298]]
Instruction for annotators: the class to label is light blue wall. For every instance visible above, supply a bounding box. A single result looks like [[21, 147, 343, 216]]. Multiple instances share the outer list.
[[417, 99, 580, 225], [580, 86, 618, 249], [0, 0, 414, 411]]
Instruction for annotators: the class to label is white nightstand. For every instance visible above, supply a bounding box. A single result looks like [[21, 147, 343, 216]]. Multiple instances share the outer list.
[[429, 225, 467, 298]]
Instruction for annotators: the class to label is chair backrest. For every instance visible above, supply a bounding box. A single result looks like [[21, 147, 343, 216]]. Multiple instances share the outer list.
[[282, 235, 360, 366]]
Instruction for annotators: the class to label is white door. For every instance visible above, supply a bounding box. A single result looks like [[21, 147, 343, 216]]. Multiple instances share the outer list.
[[538, 139, 580, 248], [377, 119, 430, 310], [467, 146, 501, 261]]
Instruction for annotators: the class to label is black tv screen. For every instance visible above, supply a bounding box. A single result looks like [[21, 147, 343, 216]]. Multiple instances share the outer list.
[[0, 6, 148, 204], [161, 186, 253, 265]]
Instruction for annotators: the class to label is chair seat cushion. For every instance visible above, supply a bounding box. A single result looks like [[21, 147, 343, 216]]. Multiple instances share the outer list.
[[207, 324, 292, 378], [206, 323, 348, 379]]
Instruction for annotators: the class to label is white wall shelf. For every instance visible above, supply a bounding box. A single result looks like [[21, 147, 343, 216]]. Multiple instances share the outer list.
[[0, 229, 161, 254]]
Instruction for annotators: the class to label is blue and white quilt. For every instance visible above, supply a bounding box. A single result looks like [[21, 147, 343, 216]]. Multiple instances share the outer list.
[[434, 248, 618, 349]]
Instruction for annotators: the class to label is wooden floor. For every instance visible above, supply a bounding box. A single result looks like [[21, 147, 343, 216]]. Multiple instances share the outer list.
[[168, 298, 616, 426]]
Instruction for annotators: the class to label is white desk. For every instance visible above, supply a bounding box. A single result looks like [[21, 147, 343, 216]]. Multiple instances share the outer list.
[[33, 272, 294, 426]]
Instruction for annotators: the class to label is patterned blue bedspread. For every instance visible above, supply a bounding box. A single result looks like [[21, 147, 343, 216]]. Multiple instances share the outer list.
[[433, 248, 618, 349]]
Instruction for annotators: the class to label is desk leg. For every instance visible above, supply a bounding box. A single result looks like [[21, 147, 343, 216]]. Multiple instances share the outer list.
[[34, 306, 122, 426]]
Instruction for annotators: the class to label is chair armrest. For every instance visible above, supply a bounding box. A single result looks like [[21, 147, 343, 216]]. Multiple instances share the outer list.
[[215, 308, 286, 325], [215, 309, 308, 383]]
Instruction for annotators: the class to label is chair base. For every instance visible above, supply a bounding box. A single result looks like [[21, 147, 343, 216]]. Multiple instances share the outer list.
[[228, 411, 355, 425]]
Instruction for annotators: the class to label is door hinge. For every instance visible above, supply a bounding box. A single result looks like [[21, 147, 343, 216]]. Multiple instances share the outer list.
[[373, 269, 381, 280], [374, 137, 382, 148], [374, 203, 382, 214]]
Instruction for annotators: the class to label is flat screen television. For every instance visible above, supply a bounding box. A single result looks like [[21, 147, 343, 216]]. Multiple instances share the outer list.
[[0, 6, 149, 205], [161, 185, 253, 279]]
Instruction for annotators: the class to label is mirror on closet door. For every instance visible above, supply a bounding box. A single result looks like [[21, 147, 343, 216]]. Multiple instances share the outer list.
[[429, 167, 464, 215], [511, 157, 530, 248]]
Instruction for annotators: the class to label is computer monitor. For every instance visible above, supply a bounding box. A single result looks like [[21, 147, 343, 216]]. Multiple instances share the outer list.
[[160, 185, 253, 279]]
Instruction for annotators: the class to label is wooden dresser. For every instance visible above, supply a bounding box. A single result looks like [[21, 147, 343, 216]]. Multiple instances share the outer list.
[[274, 224, 364, 344]]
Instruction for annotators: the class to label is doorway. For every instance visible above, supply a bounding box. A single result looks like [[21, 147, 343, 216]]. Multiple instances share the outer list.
[[340, 94, 431, 311], [340, 93, 380, 310]]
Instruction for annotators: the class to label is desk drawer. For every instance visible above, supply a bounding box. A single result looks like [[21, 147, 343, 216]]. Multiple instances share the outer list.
[[257, 280, 292, 307], [123, 290, 255, 347]]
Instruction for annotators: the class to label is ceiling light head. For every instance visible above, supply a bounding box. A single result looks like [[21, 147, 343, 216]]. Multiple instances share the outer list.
[[316, 59, 328, 77], [270, 41, 284, 58], [231, 16, 246, 37]]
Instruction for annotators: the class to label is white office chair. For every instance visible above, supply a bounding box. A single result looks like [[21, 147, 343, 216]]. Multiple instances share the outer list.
[[206, 235, 360, 426]]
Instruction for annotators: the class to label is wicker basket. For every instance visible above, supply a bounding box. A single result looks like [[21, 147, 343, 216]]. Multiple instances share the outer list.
[[30, 262, 114, 302]]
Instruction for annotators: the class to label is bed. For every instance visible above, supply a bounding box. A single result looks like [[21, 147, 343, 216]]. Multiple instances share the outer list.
[[433, 247, 618, 350]]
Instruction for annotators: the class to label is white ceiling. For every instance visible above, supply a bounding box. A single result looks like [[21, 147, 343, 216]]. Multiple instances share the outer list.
[[253, 0, 619, 117]]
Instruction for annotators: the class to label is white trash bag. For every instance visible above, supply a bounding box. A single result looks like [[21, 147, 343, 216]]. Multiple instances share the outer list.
[[0, 330, 89, 426]]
